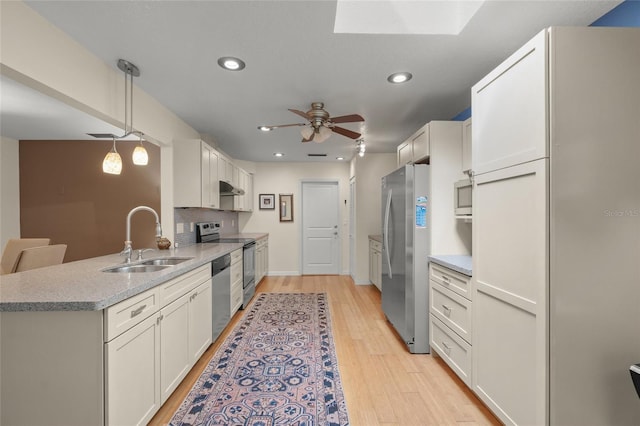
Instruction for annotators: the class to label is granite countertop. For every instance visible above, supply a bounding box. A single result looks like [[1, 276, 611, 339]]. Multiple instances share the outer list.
[[0, 233, 268, 312], [369, 234, 382, 243], [429, 255, 472, 277]]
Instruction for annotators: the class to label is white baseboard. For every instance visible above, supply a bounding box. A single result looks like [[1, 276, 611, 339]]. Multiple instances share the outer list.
[[266, 271, 300, 276]]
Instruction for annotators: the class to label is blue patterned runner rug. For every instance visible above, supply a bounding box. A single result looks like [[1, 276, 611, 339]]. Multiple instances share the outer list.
[[170, 292, 350, 426]]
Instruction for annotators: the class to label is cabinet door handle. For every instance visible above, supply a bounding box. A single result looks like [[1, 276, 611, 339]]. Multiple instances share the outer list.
[[442, 304, 451, 316], [441, 275, 450, 283], [192, 291, 198, 300], [442, 341, 452, 354], [130, 305, 146, 318]]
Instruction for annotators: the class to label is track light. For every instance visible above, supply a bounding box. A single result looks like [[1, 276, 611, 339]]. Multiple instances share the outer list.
[[357, 139, 366, 157]]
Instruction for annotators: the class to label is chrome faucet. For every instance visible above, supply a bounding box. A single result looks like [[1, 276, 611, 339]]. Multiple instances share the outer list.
[[121, 206, 162, 263]]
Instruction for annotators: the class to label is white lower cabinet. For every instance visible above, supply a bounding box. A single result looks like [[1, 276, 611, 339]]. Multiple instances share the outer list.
[[0, 264, 216, 426], [105, 265, 212, 425], [368, 237, 382, 290], [159, 291, 191, 403], [189, 280, 213, 362], [429, 262, 473, 386], [255, 236, 269, 284], [105, 312, 161, 426], [230, 248, 243, 313]]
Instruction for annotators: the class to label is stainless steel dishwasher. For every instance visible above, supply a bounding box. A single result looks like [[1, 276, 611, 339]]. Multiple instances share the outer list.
[[211, 253, 231, 342]]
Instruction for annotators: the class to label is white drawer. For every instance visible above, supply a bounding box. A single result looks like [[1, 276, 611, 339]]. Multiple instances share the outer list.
[[230, 248, 243, 265], [430, 263, 472, 300], [430, 282, 472, 344], [104, 287, 160, 341], [159, 264, 210, 307], [231, 261, 242, 285], [256, 237, 267, 249], [231, 280, 243, 312], [430, 315, 472, 386]]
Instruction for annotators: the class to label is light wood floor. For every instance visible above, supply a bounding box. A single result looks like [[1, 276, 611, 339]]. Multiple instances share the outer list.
[[149, 275, 501, 425]]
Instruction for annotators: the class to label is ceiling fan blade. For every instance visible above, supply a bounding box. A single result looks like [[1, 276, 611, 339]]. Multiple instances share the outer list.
[[288, 109, 311, 120], [266, 123, 306, 129], [330, 114, 365, 124], [331, 126, 361, 139]]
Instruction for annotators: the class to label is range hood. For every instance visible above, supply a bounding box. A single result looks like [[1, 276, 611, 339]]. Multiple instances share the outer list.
[[219, 180, 245, 196]]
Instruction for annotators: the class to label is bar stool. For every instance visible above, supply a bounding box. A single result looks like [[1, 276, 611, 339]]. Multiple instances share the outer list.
[[0, 238, 51, 275], [14, 244, 67, 273]]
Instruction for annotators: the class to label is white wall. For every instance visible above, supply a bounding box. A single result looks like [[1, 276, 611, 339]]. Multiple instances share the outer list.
[[351, 153, 397, 284], [0, 1, 203, 243], [239, 162, 350, 276], [0, 137, 21, 249]]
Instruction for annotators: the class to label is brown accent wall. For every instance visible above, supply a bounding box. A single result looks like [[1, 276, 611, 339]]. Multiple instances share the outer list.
[[19, 140, 161, 262]]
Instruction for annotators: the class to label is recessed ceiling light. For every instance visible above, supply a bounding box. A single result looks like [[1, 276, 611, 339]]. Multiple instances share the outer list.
[[336, 157, 344, 161], [258, 126, 272, 131], [273, 152, 284, 157], [217, 56, 246, 71], [387, 72, 412, 84]]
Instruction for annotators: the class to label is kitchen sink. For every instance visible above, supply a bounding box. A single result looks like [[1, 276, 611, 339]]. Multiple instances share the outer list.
[[140, 257, 194, 266], [103, 264, 170, 273]]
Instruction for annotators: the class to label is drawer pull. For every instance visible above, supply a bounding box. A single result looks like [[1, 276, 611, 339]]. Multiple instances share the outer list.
[[442, 341, 452, 354], [441, 275, 450, 283], [442, 304, 451, 316], [130, 305, 146, 318]]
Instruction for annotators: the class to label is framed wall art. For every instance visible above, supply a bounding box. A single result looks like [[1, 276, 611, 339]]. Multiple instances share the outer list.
[[279, 194, 293, 222], [259, 194, 275, 210]]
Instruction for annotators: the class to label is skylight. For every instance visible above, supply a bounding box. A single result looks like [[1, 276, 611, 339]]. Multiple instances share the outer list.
[[334, 0, 484, 35]]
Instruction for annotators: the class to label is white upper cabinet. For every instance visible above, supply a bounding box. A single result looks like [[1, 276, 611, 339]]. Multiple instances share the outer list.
[[462, 117, 472, 173], [411, 125, 429, 162], [472, 30, 548, 175], [397, 123, 429, 166], [397, 141, 413, 166], [173, 140, 219, 209]]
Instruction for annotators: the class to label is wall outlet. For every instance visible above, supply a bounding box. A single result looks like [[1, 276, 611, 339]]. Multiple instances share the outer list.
[[176, 222, 184, 234], [220, 220, 224, 227], [190, 222, 194, 232]]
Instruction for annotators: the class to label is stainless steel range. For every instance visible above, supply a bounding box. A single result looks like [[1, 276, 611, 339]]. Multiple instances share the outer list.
[[196, 222, 256, 309]]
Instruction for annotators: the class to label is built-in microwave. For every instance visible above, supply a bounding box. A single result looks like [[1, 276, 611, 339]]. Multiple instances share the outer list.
[[454, 178, 472, 216]]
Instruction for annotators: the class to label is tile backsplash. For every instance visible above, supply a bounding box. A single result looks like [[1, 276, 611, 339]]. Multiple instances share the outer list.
[[174, 208, 239, 247]]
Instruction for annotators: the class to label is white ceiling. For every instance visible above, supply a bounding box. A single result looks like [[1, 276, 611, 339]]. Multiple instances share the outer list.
[[3, 1, 620, 162]]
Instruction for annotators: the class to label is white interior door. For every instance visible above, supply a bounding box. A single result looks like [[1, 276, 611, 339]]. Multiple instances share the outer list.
[[349, 177, 355, 280], [302, 181, 340, 275]]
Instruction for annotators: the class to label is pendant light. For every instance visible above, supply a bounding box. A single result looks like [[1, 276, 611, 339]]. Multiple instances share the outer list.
[[132, 132, 148, 165], [102, 137, 123, 174], [96, 59, 146, 174]]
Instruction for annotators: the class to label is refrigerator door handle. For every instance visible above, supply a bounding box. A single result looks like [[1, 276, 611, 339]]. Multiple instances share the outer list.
[[383, 188, 392, 279]]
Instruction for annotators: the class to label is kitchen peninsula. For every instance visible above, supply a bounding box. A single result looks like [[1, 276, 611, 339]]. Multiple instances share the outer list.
[[0, 234, 267, 426]]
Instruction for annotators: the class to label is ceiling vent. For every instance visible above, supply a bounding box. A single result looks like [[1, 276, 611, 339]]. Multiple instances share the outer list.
[[307, 153, 327, 157]]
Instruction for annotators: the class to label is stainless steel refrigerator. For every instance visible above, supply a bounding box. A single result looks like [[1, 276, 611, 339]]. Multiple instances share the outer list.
[[381, 164, 430, 353]]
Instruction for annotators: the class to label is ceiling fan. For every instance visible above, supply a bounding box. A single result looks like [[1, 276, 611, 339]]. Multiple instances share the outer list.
[[260, 102, 364, 143]]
